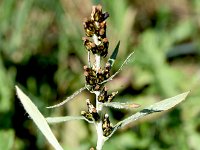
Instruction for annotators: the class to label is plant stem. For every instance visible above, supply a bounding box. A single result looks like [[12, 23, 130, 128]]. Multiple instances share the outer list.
[[93, 34, 101, 72], [95, 54, 101, 71], [94, 57, 104, 149], [95, 91, 104, 150], [93, 33, 104, 150], [88, 51, 91, 67], [96, 121, 104, 150]]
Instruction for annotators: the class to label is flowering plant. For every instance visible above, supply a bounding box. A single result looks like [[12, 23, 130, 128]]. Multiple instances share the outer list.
[[16, 4, 189, 150]]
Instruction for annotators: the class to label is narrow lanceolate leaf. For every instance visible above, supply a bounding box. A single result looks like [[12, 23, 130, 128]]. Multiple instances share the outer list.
[[15, 86, 63, 150], [108, 91, 190, 138], [102, 102, 140, 109], [46, 86, 86, 109], [46, 116, 94, 124], [101, 51, 135, 85], [108, 41, 120, 68]]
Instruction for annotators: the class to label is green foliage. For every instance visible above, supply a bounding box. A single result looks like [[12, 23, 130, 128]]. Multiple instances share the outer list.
[[0, 0, 200, 149], [108, 41, 120, 68], [0, 130, 14, 150]]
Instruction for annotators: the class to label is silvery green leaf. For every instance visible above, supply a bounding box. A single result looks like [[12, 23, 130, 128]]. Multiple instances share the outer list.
[[46, 116, 94, 124], [108, 41, 120, 68], [46, 86, 86, 109], [108, 91, 190, 139], [15, 86, 63, 150], [102, 102, 140, 109]]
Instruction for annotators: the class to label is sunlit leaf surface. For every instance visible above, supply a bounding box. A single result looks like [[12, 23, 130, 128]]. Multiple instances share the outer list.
[[15, 86, 63, 150], [108, 91, 190, 138]]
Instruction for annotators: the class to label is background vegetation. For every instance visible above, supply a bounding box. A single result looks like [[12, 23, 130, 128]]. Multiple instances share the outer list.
[[0, 0, 200, 149]]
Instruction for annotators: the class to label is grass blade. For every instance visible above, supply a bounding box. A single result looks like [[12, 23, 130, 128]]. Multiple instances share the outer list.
[[15, 86, 63, 150]]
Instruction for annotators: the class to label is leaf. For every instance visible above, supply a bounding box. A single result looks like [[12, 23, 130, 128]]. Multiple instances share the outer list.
[[108, 41, 120, 68], [108, 91, 190, 139], [102, 102, 140, 109], [101, 51, 135, 84], [15, 86, 63, 150], [46, 116, 94, 124], [46, 86, 86, 109]]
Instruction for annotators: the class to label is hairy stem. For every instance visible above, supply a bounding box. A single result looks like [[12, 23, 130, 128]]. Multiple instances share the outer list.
[[88, 51, 91, 67], [93, 33, 104, 149], [94, 79, 104, 150], [95, 91, 104, 150], [96, 120, 104, 150], [95, 54, 101, 71], [93, 34, 101, 72]]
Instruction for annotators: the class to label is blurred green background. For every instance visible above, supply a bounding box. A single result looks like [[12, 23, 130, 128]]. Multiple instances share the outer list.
[[0, 0, 200, 149]]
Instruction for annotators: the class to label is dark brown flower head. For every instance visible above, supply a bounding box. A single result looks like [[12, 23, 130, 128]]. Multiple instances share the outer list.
[[83, 37, 96, 52], [98, 86, 118, 103], [91, 5, 109, 23], [91, 5, 102, 21], [83, 64, 110, 92], [81, 111, 93, 121], [102, 114, 113, 136], [83, 19, 95, 37], [83, 37, 108, 57], [81, 107, 99, 122], [97, 21, 107, 38], [98, 87, 108, 102], [97, 38, 109, 57], [85, 99, 100, 121], [83, 4, 109, 57], [83, 37, 109, 57], [91, 5, 102, 22], [86, 99, 97, 113]]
